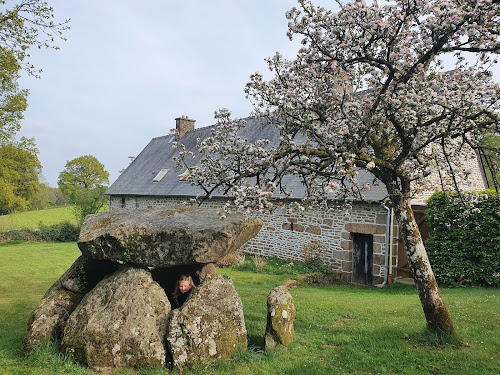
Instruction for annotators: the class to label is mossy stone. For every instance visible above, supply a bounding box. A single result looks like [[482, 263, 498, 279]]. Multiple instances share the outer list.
[[265, 286, 296, 349]]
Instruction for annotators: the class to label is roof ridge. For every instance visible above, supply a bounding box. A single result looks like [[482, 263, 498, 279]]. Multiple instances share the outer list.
[[151, 135, 173, 141], [152, 123, 219, 141]]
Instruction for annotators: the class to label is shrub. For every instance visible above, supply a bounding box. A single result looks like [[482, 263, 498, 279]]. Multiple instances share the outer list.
[[38, 221, 80, 242], [302, 240, 331, 273], [0, 221, 80, 242], [0, 229, 39, 242], [235, 254, 246, 266], [426, 190, 500, 287], [251, 255, 268, 271]]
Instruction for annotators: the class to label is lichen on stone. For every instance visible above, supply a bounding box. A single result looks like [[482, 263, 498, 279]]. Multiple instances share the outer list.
[[265, 286, 296, 350]]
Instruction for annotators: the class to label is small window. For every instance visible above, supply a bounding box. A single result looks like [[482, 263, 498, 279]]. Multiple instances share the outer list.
[[153, 169, 168, 182]]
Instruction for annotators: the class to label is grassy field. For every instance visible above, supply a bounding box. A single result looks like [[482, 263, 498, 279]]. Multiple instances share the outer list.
[[0, 206, 77, 231], [0, 241, 499, 375]]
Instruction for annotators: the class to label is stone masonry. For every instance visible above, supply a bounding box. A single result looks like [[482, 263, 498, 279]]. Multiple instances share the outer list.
[[110, 197, 390, 285]]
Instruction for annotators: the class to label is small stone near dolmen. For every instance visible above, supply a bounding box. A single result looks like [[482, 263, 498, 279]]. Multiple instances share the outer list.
[[23, 256, 116, 353], [77, 206, 263, 267], [265, 286, 296, 350], [61, 265, 171, 371], [166, 274, 247, 370]]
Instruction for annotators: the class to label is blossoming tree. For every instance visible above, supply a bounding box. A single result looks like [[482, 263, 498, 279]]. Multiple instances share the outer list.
[[177, 0, 500, 334]]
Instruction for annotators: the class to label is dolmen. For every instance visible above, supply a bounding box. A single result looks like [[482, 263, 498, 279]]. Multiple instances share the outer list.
[[23, 206, 263, 372]]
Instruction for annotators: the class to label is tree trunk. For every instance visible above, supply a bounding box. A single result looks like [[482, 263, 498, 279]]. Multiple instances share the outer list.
[[393, 197, 456, 334]]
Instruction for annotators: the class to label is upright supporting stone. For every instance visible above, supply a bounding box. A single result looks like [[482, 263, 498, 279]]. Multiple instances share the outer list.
[[23, 256, 116, 353], [61, 265, 171, 371], [265, 286, 296, 350], [23, 288, 82, 354], [166, 275, 247, 370]]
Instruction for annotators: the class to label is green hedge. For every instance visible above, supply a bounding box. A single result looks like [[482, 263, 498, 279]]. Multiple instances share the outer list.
[[426, 190, 500, 287], [0, 221, 80, 243]]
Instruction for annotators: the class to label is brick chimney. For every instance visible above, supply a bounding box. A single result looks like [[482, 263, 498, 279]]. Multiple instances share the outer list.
[[175, 115, 195, 138]]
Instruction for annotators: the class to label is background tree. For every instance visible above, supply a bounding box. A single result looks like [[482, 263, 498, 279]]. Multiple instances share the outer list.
[[0, 1, 68, 213], [0, 46, 38, 213], [45, 185, 67, 206], [0, 137, 40, 214], [0, 45, 36, 214], [30, 183, 67, 209], [178, 0, 500, 334], [0, 0, 69, 76], [0, 47, 27, 143], [70, 186, 108, 225], [58, 155, 109, 224], [0, 0, 69, 140]]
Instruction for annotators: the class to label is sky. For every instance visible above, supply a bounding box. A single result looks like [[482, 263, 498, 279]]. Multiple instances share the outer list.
[[18, 0, 314, 187], [17, 1, 500, 188]]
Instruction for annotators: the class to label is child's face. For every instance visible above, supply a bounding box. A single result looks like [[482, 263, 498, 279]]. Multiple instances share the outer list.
[[179, 280, 192, 293]]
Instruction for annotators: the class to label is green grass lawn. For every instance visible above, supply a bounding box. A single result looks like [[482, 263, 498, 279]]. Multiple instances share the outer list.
[[0, 242, 499, 375], [0, 206, 77, 232]]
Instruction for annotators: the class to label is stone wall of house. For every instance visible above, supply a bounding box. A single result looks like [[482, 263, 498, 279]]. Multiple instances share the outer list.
[[411, 148, 487, 205], [109, 196, 390, 285]]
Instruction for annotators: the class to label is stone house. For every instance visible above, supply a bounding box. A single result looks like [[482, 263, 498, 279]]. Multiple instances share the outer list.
[[105, 116, 488, 285]]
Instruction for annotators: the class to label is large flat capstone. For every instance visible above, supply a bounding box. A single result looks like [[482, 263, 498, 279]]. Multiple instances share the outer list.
[[77, 207, 263, 267]]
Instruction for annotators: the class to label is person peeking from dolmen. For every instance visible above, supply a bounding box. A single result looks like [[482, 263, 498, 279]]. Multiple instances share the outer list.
[[174, 274, 195, 308]]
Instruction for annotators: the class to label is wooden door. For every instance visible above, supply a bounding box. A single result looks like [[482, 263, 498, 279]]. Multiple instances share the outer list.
[[352, 233, 373, 285]]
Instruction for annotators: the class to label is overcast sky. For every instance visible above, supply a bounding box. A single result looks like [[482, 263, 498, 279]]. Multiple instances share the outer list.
[[18, 1, 500, 188]]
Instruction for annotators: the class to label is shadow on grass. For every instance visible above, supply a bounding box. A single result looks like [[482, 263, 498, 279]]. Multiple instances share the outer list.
[[0, 239, 26, 246], [409, 329, 464, 348], [247, 333, 265, 352], [374, 324, 465, 349]]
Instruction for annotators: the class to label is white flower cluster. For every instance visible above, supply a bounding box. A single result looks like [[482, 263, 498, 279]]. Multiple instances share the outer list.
[[175, 0, 499, 225]]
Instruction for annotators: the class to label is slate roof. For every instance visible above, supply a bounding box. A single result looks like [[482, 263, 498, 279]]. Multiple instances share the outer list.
[[106, 117, 388, 202]]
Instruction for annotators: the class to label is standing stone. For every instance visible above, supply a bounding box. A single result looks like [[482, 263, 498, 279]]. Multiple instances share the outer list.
[[166, 274, 247, 370], [265, 286, 296, 350], [23, 256, 116, 353], [23, 287, 82, 354], [77, 207, 263, 267], [61, 265, 171, 371]]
